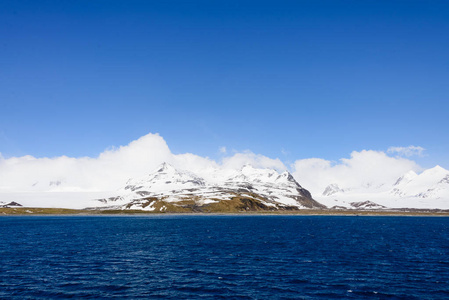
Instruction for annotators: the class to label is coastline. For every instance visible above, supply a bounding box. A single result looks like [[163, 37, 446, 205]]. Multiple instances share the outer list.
[[2, 207, 449, 217]]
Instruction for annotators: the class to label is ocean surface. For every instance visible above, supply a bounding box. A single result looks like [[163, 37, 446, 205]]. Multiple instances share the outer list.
[[1, 215, 449, 299]]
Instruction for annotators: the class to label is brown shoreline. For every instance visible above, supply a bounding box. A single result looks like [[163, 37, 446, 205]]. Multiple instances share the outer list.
[[2, 207, 449, 217]]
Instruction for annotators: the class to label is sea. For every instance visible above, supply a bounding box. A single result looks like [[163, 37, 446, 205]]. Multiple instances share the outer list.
[[1, 215, 449, 299]]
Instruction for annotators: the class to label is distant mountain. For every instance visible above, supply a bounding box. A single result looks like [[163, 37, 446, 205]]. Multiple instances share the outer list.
[[0, 201, 22, 208], [95, 163, 325, 212], [322, 184, 345, 196], [330, 201, 387, 210], [391, 166, 449, 199], [318, 165, 449, 210]]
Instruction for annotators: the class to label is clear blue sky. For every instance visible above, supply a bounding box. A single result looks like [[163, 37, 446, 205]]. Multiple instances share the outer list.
[[1, 0, 448, 168]]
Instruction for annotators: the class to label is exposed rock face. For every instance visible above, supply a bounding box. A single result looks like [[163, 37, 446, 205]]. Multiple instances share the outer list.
[[1, 201, 23, 208], [350, 201, 386, 209], [95, 163, 325, 212], [328, 201, 386, 210]]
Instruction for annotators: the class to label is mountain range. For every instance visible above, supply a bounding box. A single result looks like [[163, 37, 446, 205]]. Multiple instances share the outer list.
[[317, 165, 449, 209], [91, 163, 449, 212], [1, 163, 448, 211], [94, 163, 325, 212]]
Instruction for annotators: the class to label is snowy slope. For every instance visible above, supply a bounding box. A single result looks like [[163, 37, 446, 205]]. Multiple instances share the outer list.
[[317, 165, 449, 209], [123, 163, 205, 195], [391, 166, 449, 199], [221, 165, 317, 207], [97, 163, 323, 211]]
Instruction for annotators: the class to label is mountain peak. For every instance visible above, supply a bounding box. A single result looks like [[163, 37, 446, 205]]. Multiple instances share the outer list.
[[429, 165, 448, 173], [394, 170, 418, 186], [155, 162, 176, 173], [322, 183, 344, 196], [420, 165, 449, 178], [278, 171, 296, 182]]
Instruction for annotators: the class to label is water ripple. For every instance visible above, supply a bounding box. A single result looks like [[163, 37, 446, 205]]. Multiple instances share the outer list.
[[1, 216, 449, 299]]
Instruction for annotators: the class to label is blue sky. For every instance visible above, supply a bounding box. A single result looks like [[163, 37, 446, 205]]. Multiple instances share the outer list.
[[1, 0, 448, 168]]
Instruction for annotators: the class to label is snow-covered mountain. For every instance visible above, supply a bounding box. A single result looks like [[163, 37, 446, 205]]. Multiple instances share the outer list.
[[123, 163, 206, 195], [391, 166, 449, 199], [322, 184, 345, 196], [317, 165, 449, 209], [2, 161, 448, 211], [95, 163, 324, 212]]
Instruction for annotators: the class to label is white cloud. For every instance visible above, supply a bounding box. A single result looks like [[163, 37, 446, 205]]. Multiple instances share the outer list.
[[292, 150, 421, 195], [0, 133, 287, 193], [0, 133, 174, 192], [387, 145, 425, 157], [219, 146, 227, 154], [173, 153, 218, 174], [221, 151, 287, 172], [0, 133, 427, 206]]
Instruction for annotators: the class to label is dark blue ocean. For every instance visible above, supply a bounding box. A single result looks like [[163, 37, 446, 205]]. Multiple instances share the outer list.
[[1, 216, 449, 299]]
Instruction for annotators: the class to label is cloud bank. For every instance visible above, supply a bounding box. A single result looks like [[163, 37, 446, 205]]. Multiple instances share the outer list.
[[0, 133, 423, 199], [0, 133, 286, 192], [292, 150, 421, 195]]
